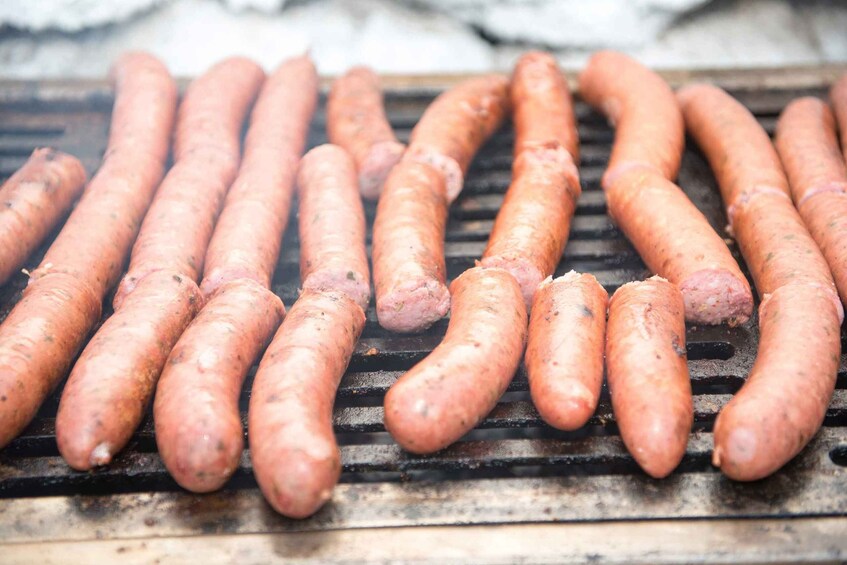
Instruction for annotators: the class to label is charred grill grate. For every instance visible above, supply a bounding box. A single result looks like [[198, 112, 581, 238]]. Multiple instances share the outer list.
[[0, 80, 846, 541]]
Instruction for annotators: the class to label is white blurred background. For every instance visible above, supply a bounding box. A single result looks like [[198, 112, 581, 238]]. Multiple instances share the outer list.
[[0, 0, 845, 78]]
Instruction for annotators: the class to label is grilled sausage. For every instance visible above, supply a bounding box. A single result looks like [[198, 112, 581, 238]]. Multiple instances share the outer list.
[[481, 147, 579, 306], [384, 266, 527, 454], [0, 148, 86, 286], [526, 272, 607, 431], [249, 289, 366, 518], [404, 75, 510, 203], [201, 54, 318, 299], [679, 83, 843, 480], [155, 279, 283, 491], [55, 59, 262, 469], [830, 73, 847, 161], [55, 271, 202, 470], [605, 170, 753, 325], [373, 160, 450, 333], [114, 58, 265, 306], [605, 276, 692, 479], [0, 52, 176, 449], [0, 274, 101, 448], [713, 284, 841, 481], [297, 144, 370, 310], [775, 97, 847, 303], [327, 66, 405, 199], [511, 50, 580, 162], [578, 51, 684, 185]]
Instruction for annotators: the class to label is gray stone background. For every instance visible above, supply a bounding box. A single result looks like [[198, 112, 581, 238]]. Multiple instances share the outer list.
[[0, 0, 845, 78]]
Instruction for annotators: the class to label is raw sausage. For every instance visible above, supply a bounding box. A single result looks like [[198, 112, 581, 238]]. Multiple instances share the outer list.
[[404, 75, 510, 203], [605, 170, 753, 325], [327, 66, 405, 199], [384, 266, 527, 454], [481, 148, 579, 306], [830, 73, 847, 161], [297, 144, 370, 310], [0, 52, 176, 449], [578, 50, 684, 185], [201, 54, 318, 299], [155, 279, 283, 492], [114, 57, 265, 306], [526, 272, 607, 431], [0, 148, 86, 286], [56, 271, 202, 470], [373, 160, 450, 333], [713, 284, 841, 481], [605, 276, 692, 479], [249, 289, 365, 518], [775, 97, 847, 302]]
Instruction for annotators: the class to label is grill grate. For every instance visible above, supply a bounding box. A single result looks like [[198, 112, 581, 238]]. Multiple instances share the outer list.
[[0, 78, 846, 555]]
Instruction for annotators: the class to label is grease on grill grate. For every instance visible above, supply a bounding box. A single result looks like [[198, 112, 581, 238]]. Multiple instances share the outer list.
[[1, 86, 846, 504]]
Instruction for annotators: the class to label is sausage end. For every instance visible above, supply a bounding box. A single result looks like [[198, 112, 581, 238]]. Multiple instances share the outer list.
[[376, 279, 450, 333], [679, 268, 753, 326]]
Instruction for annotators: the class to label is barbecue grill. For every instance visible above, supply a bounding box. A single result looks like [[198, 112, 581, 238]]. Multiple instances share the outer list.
[[1, 67, 846, 564]]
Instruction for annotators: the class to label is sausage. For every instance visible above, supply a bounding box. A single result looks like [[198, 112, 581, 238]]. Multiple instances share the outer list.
[[373, 160, 450, 333], [676, 84, 792, 217], [29, 52, 177, 298], [679, 83, 843, 480], [605, 276, 692, 479], [384, 266, 527, 454], [0, 148, 86, 286], [201, 54, 318, 299], [0, 52, 176, 449], [297, 144, 370, 310], [578, 51, 684, 185], [511, 50, 580, 162], [525, 272, 607, 431], [249, 289, 366, 518], [114, 58, 265, 306], [327, 66, 405, 200], [830, 73, 847, 161], [713, 284, 841, 481], [605, 169, 753, 325], [480, 147, 579, 306], [775, 97, 847, 303], [154, 279, 283, 492], [0, 274, 101, 448], [55, 270, 202, 470], [404, 75, 510, 203]]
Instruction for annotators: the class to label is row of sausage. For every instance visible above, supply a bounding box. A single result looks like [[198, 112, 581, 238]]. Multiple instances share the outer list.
[[0, 50, 846, 519]]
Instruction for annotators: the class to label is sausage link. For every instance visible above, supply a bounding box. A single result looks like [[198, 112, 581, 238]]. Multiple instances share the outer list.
[[511, 50, 579, 162], [114, 58, 265, 306], [155, 279, 283, 492], [0, 148, 86, 286], [0, 274, 101, 448], [605, 170, 753, 325], [481, 148, 579, 306], [526, 272, 607, 431], [373, 160, 450, 333], [404, 75, 510, 203], [605, 276, 692, 479], [578, 51, 684, 185], [830, 73, 847, 161], [677, 84, 792, 215], [384, 266, 527, 454], [55, 271, 202, 470], [713, 284, 841, 480], [201, 55, 318, 299], [297, 144, 370, 310], [0, 53, 176, 448], [30, 52, 177, 297], [775, 97, 847, 303], [327, 66, 405, 199], [249, 290, 365, 518]]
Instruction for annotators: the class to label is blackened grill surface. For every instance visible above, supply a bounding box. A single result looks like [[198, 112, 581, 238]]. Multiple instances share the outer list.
[[0, 82, 846, 540]]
